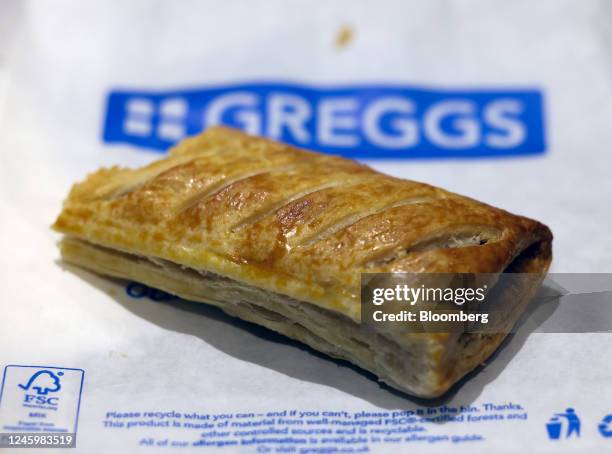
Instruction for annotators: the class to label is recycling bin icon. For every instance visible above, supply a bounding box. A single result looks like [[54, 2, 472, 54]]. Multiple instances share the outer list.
[[547, 417, 562, 440]]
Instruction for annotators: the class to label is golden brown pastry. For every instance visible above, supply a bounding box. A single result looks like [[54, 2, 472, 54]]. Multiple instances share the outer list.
[[52, 127, 552, 397]]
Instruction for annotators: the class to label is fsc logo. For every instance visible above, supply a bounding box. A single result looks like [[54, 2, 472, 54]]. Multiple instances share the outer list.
[[0, 365, 84, 437]]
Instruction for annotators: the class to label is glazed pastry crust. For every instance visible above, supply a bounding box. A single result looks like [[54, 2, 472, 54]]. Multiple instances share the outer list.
[[53, 127, 552, 397]]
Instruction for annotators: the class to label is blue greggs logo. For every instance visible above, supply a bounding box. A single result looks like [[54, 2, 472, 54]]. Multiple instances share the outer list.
[[103, 82, 546, 158]]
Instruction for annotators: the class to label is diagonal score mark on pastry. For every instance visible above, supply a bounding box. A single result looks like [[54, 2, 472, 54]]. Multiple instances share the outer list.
[[364, 226, 503, 269], [174, 155, 371, 219], [294, 195, 441, 248], [52, 126, 553, 398], [229, 179, 366, 232], [98, 153, 201, 201], [105, 154, 312, 224], [231, 177, 446, 259], [176, 160, 375, 234], [94, 132, 257, 201], [253, 196, 514, 291], [175, 163, 307, 214]]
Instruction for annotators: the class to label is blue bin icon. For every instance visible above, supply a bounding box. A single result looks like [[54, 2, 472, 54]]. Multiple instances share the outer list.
[[547, 417, 562, 440]]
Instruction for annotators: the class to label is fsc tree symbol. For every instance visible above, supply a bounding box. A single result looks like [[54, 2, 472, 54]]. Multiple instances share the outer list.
[[18, 370, 63, 395]]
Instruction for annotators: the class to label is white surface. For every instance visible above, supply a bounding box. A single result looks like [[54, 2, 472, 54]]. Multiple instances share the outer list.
[[0, 1, 610, 453]]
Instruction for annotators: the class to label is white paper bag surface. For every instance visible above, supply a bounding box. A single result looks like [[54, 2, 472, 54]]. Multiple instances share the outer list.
[[0, 1, 611, 452]]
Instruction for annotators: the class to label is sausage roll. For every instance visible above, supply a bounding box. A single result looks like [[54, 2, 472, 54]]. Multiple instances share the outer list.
[[53, 127, 552, 397]]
